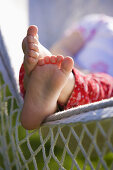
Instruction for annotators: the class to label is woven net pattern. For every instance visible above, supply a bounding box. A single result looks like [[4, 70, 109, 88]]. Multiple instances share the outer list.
[[0, 72, 113, 170]]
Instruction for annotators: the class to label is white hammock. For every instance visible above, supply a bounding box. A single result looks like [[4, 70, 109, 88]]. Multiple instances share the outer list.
[[0, 1, 113, 169], [0, 28, 113, 170]]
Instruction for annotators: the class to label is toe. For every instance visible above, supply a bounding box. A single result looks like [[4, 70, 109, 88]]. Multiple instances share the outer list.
[[27, 25, 38, 45], [38, 58, 45, 66], [50, 56, 57, 64], [61, 57, 74, 76], [56, 55, 64, 67], [28, 43, 39, 52], [28, 49, 39, 58], [27, 35, 38, 44], [27, 25, 38, 36], [44, 56, 50, 64]]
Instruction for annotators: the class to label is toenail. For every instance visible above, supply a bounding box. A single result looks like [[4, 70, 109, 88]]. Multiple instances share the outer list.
[[51, 56, 56, 63], [44, 56, 50, 64], [38, 59, 45, 65]]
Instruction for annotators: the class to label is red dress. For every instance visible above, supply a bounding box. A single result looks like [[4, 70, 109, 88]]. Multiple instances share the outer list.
[[19, 64, 113, 110]]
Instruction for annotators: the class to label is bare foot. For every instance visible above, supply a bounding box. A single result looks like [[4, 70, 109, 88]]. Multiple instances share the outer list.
[[22, 25, 52, 89], [21, 55, 74, 130]]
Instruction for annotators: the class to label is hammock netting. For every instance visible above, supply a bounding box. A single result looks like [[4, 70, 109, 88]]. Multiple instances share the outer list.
[[0, 75, 113, 169], [0, 1, 113, 169]]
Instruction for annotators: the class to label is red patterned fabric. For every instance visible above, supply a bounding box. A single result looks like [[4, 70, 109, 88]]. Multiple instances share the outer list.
[[65, 68, 113, 109], [19, 64, 113, 109], [19, 64, 25, 98]]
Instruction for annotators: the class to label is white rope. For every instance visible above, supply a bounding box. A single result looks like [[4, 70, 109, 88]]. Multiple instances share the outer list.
[[44, 98, 113, 123], [0, 31, 23, 107]]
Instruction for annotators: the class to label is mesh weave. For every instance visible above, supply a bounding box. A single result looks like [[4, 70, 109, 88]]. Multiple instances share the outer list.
[[0, 73, 113, 170]]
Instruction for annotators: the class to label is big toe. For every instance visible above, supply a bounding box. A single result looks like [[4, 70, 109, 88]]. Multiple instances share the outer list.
[[27, 25, 38, 36], [61, 57, 74, 76]]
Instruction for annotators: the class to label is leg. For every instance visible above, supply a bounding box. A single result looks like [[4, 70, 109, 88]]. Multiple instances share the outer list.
[[50, 29, 85, 57]]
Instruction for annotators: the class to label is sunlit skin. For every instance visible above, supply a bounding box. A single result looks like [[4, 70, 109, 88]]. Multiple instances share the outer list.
[[21, 25, 75, 130]]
